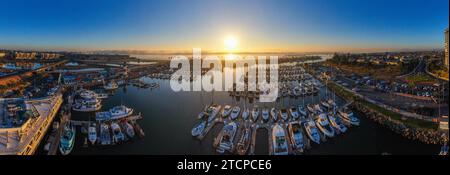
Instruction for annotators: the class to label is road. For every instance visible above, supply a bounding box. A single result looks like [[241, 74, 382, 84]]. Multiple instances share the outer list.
[[396, 59, 426, 78]]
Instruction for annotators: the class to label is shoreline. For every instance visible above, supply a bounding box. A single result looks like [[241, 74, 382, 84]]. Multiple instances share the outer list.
[[323, 77, 448, 145]]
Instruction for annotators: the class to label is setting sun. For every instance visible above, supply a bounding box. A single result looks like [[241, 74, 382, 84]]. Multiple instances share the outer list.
[[224, 35, 238, 51]]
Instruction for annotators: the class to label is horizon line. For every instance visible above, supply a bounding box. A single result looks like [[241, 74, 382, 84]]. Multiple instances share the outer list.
[[0, 47, 445, 55]]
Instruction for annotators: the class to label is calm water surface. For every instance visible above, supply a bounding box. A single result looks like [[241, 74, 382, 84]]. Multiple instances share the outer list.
[[70, 77, 439, 155]]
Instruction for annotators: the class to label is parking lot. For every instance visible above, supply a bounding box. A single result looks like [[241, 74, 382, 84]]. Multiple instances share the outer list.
[[329, 68, 448, 117]]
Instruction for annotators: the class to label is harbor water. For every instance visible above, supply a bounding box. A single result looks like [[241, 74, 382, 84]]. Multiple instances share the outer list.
[[70, 77, 440, 155]]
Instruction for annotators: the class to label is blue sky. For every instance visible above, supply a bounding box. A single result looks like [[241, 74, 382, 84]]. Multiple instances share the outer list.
[[0, 0, 448, 52]]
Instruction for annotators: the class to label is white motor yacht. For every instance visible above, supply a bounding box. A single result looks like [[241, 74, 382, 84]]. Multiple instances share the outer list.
[[321, 100, 331, 109], [327, 99, 337, 108], [261, 108, 270, 123], [236, 128, 252, 155], [314, 104, 323, 114], [297, 105, 308, 117], [303, 120, 321, 144], [307, 104, 315, 114], [111, 122, 125, 143], [221, 105, 232, 118], [230, 106, 241, 120], [328, 114, 347, 134], [191, 120, 206, 137], [279, 108, 288, 121], [288, 121, 305, 151], [251, 107, 260, 122], [338, 108, 360, 126], [206, 104, 221, 123], [216, 122, 238, 154], [289, 107, 299, 120], [121, 121, 135, 138], [272, 124, 289, 155], [241, 108, 250, 120], [315, 113, 335, 138], [109, 105, 133, 119], [88, 123, 97, 145], [100, 123, 111, 145]]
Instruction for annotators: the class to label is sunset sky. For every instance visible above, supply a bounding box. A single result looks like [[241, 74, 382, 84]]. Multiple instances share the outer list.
[[1, 0, 449, 53]]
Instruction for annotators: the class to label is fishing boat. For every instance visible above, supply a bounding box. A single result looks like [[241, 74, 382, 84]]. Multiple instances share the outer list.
[[121, 121, 135, 138], [251, 107, 260, 122], [270, 107, 278, 121], [289, 107, 299, 120], [236, 127, 252, 155], [338, 108, 360, 126], [104, 81, 119, 90], [59, 123, 75, 155], [100, 123, 111, 145], [328, 114, 347, 134], [261, 108, 270, 123], [230, 106, 241, 120], [303, 120, 321, 144], [279, 108, 288, 121], [241, 108, 250, 120], [88, 123, 97, 145], [221, 105, 232, 118], [216, 122, 238, 154], [288, 121, 305, 152], [297, 105, 308, 117], [272, 124, 289, 155], [191, 120, 206, 137], [111, 122, 125, 143], [315, 113, 335, 138]]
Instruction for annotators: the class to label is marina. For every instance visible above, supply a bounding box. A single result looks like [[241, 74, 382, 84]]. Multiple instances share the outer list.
[[0, 60, 442, 155], [0, 0, 449, 161], [185, 64, 375, 155], [56, 69, 441, 155]]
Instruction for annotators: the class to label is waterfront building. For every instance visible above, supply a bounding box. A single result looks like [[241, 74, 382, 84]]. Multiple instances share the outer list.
[[0, 51, 5, 58], [13, 52, 61, 60], [15, 52, 37, 59], [40, 53, 61, 60], [0, 95, 63, 155]]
